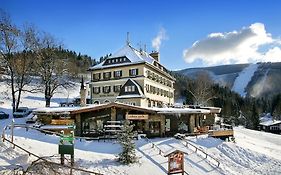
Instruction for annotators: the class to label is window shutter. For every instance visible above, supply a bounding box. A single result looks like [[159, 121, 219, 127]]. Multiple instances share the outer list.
[[120, 70, 122, 77], [129, 69, 132, 76], [136, 69, 138, 75]]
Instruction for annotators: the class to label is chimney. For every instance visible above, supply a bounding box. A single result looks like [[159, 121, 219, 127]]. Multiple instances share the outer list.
[[149, 51, 160, 62], [80, 76, 86, 107]]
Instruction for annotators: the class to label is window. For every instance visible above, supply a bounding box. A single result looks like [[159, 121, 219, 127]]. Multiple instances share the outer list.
[[152, 86, 156, 94], [114, 85, 122, 92], [114, 70, 122, 78], [130, 102, 136, 106], [93, 87, 100, 94], [147, 70, 152, 78], [103, 86, 111, 93], [125, 85, 135, 92], [103, 72, 111, 80], [93, 73, 101, 80], [149, 122, 160, 134], [145, 84, 149, 92], [104, 100, 110, 103], [129, 68, 138, 76], [93, 101, 100, 105]]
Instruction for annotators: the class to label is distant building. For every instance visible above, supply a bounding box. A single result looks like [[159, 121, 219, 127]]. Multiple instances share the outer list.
[[88, 43, 175, 107], [259, 120, 281, 134]]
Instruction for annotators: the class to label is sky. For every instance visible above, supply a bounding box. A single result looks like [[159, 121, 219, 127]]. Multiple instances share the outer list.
[[1, 0, 281, 70]]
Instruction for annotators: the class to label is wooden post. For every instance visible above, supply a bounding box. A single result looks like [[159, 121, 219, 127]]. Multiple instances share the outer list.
[[61, 154, 65, 165], [11, 119, 14, 149], [71, 154, 74, 166]]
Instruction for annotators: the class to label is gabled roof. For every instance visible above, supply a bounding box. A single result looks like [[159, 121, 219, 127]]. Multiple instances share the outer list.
[[117, 79, 145, 99], [260, 120, 281, 126], [89, 44, 155, 70]]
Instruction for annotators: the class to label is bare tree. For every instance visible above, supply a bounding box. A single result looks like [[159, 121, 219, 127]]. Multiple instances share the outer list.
[[0, 11, 39, 111], [187, 71, 215, 106], [33, 33, 73, 107], [0, 10, 20, 112]]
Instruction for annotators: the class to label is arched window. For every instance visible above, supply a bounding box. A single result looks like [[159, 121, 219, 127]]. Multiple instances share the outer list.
[[104, 100, 110, 103], [93, 101, 100, 105]]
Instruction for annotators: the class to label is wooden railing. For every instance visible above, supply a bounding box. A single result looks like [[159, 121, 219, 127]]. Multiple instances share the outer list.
[[1, 125, 103, 175], [180, 138, 220, 167], [144, 137, 166, 156]]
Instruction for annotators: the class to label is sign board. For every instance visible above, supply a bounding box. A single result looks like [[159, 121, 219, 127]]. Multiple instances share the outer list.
[[126, 114, 149, 120], [59, 144, 74, 155], [167, 151, 184, 175]]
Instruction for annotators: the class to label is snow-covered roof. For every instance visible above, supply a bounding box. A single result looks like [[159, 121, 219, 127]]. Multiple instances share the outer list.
[[164, 148, 189, 157], [260, 120, 281, 126], [89, 44, 155, 70], [33, 102, 215, 116], [116, 94, 145, 99], [152, 107, 211, 114]]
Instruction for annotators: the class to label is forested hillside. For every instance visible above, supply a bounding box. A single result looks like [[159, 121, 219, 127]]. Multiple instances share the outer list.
[[172, 71, 281, 130], [177, 62, 281, 98]]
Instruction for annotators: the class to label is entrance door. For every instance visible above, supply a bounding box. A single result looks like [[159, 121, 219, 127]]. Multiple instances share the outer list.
[[131, 120, 145, 134], [149, 121, 161, 136]]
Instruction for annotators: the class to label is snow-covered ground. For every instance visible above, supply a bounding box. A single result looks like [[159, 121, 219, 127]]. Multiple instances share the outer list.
[[232, 63, 259, 97], [1, 124, 281, 175], [1, 81, 281, 174]]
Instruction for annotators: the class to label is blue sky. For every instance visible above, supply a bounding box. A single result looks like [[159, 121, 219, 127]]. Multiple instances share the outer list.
[[2, 0, 281, 70]]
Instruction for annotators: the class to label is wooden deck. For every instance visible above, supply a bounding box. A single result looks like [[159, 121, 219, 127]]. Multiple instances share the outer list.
[[208, 130, 234, 137]]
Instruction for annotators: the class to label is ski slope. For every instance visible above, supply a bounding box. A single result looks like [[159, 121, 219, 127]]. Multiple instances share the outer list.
[[232, 64, 259, 97]]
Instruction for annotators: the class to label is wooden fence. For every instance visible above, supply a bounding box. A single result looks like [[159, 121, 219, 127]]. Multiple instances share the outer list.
[[1, 125, 103, 175]]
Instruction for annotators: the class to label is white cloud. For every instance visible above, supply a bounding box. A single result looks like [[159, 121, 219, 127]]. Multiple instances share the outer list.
[[152, 27, 168, 52], [183, 23, 281, 66]]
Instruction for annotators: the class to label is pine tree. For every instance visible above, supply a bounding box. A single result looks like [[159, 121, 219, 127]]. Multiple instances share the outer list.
[[117, 120, 138, 164]]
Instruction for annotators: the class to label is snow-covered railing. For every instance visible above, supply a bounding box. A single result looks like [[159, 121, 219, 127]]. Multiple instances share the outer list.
[[144, 137, 165, 156], [181, 139, 220, 167]]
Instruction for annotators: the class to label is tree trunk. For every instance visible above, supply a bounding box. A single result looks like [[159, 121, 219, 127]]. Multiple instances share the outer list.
[[10, 68, 16, 113], [45, 97, 51, 107], [45, 85, 52, 107]]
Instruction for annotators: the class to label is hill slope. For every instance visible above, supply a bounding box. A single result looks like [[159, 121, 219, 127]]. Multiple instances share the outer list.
[[176, 62, 281, 98]]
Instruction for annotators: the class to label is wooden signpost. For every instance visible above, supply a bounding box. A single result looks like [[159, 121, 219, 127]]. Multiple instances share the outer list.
[[164, 149, 186, 175]]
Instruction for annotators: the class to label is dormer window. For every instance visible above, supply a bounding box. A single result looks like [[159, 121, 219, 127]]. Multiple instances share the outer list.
[[125, 85, 135, 92], [129, 68, 138, 76]]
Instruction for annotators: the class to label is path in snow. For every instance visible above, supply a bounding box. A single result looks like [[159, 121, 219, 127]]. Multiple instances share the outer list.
[[137, 138, 222, 175], [231, 64, 259, 97]]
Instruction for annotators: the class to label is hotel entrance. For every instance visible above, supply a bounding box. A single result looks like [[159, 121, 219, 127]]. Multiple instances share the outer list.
[[126, 114, 148, 134], [131, 120, 145, 133]]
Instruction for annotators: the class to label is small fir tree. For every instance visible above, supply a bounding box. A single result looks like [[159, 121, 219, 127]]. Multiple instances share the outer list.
[[117, 120, 137, 164]]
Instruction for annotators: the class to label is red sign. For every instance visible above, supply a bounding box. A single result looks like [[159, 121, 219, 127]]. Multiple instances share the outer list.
[[168, 151, 184, 175]]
